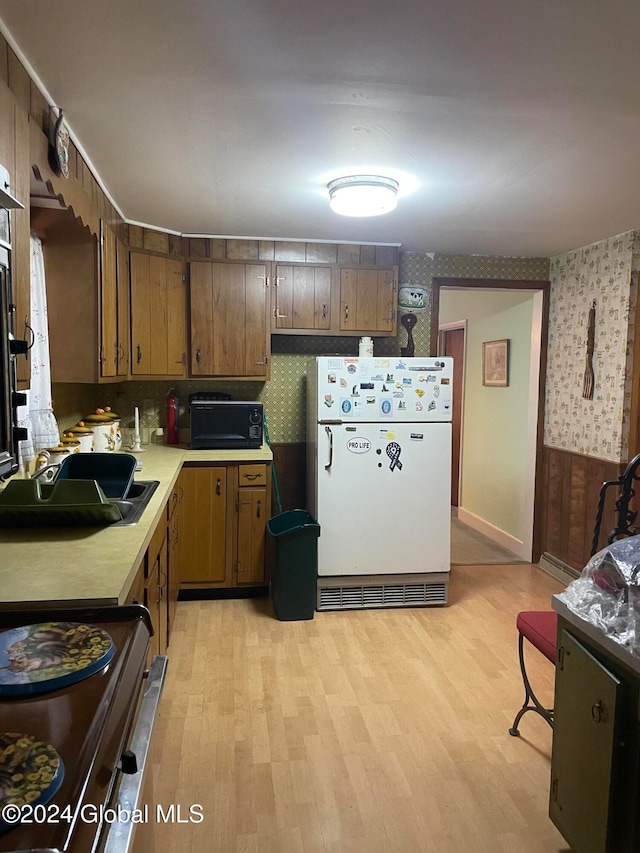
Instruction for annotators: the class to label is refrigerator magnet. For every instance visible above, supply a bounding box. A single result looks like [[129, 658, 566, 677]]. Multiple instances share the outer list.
[[428, 400, 436, 411], [433, 386, 440, 397], [380, 399, 393, 417], [415, 388, 425, 397], [340, 399, 352, 415], [386, 442, 403, 471]]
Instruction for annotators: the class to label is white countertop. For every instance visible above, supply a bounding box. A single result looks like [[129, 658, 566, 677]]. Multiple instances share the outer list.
[[0, 443, 273, 609]]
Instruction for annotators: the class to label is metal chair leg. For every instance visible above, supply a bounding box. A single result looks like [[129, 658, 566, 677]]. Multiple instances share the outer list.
[[509, 633, 554, 736]]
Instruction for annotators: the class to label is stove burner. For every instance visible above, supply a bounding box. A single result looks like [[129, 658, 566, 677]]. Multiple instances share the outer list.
[[0, 732, 64, 833], [0, 622, 114, 696]]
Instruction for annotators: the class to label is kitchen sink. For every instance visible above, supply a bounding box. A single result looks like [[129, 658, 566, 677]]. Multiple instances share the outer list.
[[110, 480, 160, 526]]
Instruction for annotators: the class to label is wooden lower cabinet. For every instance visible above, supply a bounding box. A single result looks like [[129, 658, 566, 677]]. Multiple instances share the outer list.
[[145, 520, 168, 659], [177, 462, 271, 589], [178, 466, 228, 584]]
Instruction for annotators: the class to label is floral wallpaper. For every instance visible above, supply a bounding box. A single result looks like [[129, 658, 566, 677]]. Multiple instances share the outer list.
[[544, 230, 639, 463]]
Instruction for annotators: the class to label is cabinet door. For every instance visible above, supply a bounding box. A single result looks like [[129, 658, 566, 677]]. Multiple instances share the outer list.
[[273, 265, 331, 330], [339, 268, 396, 333], [116, 239, 130, 376], [131, 252, 186, 376], [166, 258, 186, 374], [236, 487, 267, 585], [189, 262, 269, 377], [100, 220, 118, 378], [178, 467, 228, 583], [550, 629, 621, 853], [130, 252, 152, 374]]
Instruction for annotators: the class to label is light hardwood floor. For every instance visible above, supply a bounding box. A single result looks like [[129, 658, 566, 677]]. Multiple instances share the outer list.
[[144, 565, 570, 852]]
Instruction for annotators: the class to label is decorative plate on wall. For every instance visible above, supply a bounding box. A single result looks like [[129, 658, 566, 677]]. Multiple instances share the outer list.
[[398, 284, 429, 314], [53, 111, 70, 179]]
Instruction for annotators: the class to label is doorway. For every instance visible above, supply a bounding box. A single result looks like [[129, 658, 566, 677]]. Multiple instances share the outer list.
[[432, 278, 549, 562], [439, 323, 465, 507]]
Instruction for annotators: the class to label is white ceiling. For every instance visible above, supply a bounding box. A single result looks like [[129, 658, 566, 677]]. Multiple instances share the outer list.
[[1, 0, 640, 257]]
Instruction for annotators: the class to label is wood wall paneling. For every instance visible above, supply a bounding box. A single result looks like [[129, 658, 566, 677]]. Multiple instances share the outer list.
[[0, 35, 8, 86], [376, 245, 400, 267], [306, 243, 338, 264], [274, 241, 306, 262], [360, 245, 376, 266], [538, 446, 622, 571], [128, 225, 144, 249], [338, 244, 361, 265], [227, 239, 258, 260], [210, 238, 226, 259], [29, 81, 49, 133], [6, 49, 29, 112], [258, 240, 275, 261], [143, 229, 170, 254], [188, 237, 208, 259]]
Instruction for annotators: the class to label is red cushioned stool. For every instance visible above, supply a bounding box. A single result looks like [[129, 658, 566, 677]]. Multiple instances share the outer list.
[[509, 610, 558, 736]]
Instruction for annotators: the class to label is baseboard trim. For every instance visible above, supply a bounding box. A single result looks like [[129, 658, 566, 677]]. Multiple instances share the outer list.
[[537, 552, 579, 587], [178, 586, 268, 601], [457, 506, 527, 560]]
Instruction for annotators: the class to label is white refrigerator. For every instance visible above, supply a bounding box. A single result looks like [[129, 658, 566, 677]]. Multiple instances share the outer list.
[[307, 355, 453, 609]]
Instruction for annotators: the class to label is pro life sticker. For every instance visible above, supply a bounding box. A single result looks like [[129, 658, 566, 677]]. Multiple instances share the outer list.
[[346, 437, 372, 454]]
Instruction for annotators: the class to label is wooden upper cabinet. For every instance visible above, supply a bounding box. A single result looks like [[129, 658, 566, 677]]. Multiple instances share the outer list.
[[189, 261, 269, 378], [340, 268, 396, 334], [130, 251, 186, 377], [273, 265, 331, 331], [116, 239, 130, 376], [100, 221, 118, 378]]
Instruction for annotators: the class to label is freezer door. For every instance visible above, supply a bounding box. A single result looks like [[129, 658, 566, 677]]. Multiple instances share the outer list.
[[316, 422, 451, 576], [315, 355, 453, 423]]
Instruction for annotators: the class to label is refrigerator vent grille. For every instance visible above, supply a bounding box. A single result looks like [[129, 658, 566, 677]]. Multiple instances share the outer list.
[[318, 581, 447, 610]]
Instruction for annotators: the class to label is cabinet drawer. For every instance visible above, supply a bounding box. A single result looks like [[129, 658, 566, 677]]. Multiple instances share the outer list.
[[238, 464, 267, 486]]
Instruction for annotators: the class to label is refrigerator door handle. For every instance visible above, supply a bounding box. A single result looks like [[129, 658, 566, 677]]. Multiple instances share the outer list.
[[324, 426, 333, 470]]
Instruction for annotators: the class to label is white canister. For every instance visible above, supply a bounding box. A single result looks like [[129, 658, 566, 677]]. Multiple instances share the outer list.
[[83, 412, 121, 452], [359, 336, 374, 358]]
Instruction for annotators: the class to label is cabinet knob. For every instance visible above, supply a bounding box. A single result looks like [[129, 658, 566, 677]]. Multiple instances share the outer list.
[[344, 303, 349, 321], [195, 347, 201, 366], [216, 477, 222, 496], [136, 344, 142, 364], [591, 701, 604, 723], [256, 499, 262, 519]]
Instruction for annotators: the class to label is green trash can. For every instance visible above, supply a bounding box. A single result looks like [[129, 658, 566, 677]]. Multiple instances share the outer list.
[[267, 509, 320, 621]]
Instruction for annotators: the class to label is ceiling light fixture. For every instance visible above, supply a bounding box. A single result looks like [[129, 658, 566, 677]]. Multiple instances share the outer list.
[[327, 175, 399, 217]]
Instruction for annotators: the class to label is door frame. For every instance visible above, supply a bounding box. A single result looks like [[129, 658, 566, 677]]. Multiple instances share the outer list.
[[431, 277, 550, 561], [438, 320, 467, 509]]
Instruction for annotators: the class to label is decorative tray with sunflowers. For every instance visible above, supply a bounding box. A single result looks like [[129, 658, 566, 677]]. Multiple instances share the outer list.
[[0, 622, 115, 696]]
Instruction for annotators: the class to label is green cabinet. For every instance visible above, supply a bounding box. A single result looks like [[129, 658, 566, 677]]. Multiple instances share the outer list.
[[550, 614, 640, 853]]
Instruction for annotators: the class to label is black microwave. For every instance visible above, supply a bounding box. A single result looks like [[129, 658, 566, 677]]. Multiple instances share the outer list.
[[190, 399, 264, 450]]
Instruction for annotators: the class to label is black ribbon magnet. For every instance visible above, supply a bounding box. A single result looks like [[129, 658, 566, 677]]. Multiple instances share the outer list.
[[386, 442, 403, 471]]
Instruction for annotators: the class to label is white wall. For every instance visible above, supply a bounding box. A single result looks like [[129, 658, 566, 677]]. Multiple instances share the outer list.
[[439, 289, 537, 549]]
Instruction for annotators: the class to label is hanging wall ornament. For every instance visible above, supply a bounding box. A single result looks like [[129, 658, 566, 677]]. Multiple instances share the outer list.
[[582, 300, 596, 400], [52, 110, 70, 178], [400, 313, 416, 357]]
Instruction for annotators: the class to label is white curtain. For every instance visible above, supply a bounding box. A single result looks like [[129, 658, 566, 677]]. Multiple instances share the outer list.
[[17, 235, 59, 465]]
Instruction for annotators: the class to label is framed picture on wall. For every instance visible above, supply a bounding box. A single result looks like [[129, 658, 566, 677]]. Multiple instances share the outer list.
[[482, 339, 509, 387]]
